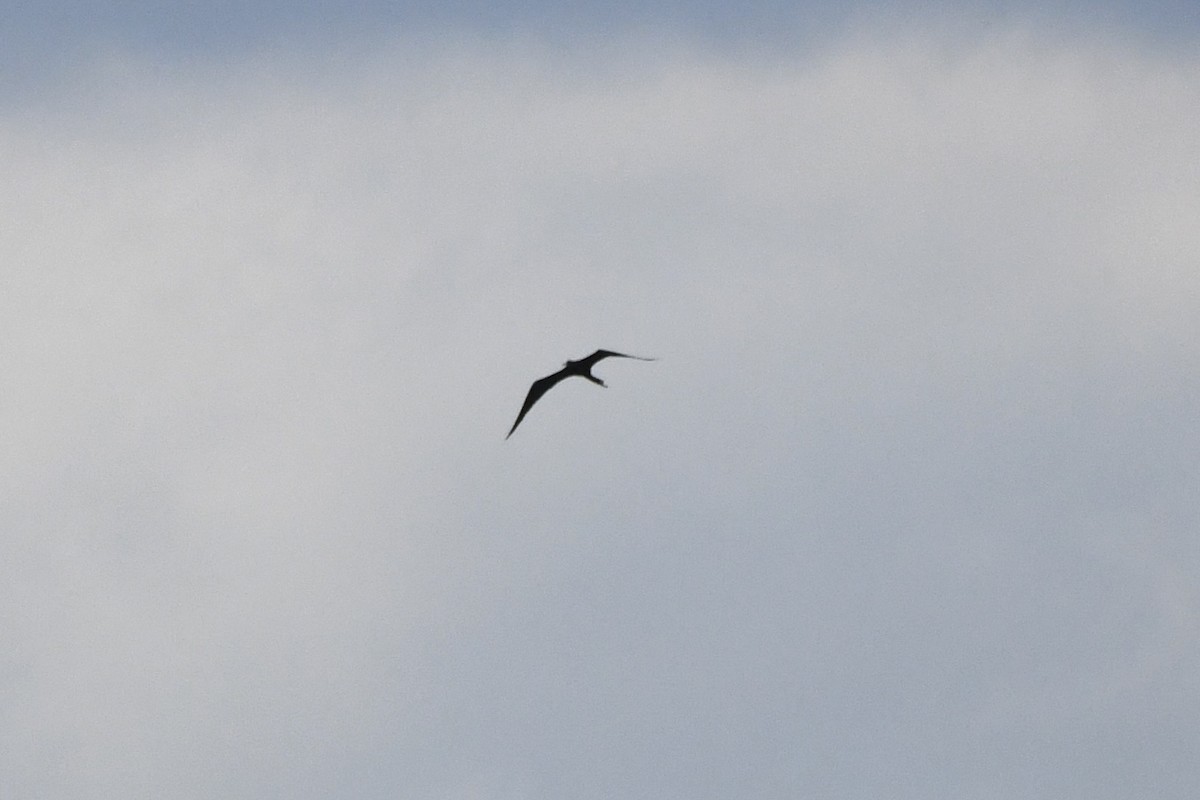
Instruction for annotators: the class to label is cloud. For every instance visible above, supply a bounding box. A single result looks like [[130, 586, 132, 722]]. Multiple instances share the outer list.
[[1, 24, 1198, 799]]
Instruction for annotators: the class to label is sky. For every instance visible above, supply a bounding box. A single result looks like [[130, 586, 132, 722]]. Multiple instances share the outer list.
[[2, 2, 1199, 798]]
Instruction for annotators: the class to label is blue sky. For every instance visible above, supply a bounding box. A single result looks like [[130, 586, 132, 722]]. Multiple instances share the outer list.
[[4, 1, 1198, 98], [6, 0, 1200, 63], [3, 3, 1200, 799]]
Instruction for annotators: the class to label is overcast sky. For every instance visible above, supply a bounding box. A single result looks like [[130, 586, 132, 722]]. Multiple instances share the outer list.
[[3, 3, 1199, 799]]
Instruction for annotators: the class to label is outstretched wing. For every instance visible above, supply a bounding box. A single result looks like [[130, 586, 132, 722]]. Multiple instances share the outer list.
[[506, 369, 569, 439], [578, 349, 657, 368]]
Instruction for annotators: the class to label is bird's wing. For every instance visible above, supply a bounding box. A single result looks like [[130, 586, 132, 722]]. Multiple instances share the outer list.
[[580, 349, 657, 367], [506, 369, 569, 438]]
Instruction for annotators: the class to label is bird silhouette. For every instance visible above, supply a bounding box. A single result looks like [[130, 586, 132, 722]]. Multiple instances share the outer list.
[[506, 349, 655, 439]]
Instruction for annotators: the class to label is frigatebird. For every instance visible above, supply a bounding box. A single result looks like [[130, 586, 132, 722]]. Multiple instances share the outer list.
[[506, 349, 655, 439]]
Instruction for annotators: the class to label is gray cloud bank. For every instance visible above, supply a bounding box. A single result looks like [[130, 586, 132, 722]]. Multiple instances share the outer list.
[[2, 26, 1198, 799]]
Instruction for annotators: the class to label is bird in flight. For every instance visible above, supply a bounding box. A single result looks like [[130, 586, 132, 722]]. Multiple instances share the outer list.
[[506, 349, 655, 439]]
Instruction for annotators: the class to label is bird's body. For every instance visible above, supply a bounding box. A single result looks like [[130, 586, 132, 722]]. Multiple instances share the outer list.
[[506, 349, 655, 438]]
